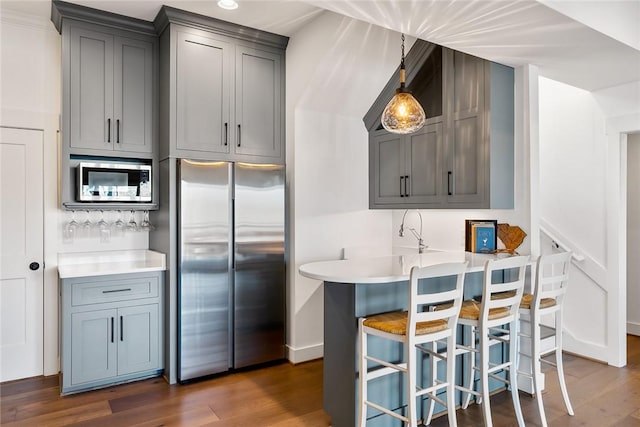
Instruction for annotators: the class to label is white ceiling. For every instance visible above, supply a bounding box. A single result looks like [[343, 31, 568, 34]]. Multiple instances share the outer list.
[[1, 0, 639, 92]]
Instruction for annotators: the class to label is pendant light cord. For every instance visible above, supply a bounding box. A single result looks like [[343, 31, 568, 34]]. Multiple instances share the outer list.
[[401, 33, 405, 69]]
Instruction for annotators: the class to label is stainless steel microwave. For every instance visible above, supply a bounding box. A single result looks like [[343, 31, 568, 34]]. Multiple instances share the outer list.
[[77, 161, 152, 202]]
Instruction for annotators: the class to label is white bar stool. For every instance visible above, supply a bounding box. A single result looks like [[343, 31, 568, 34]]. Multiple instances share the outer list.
[[358, 262, 467, 427], [518, 252, 574, 427], [452, 256, 528, 427]]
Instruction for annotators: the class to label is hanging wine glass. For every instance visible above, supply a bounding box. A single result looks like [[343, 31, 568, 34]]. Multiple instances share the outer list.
[[97, 210, 109, 230], [140, 210, 154, 231], [98, 210, 111, 243], [67, 210, 78, 230], [113, 210, 126, 235], [63, 210, 78, 243], [127, 210, 138, 232], [82, 210, 92, 234]]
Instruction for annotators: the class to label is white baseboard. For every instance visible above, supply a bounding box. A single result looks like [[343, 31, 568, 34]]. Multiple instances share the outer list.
[[563, 331, 608, 363], [628, 321, 640, 336], [286, 343, 323, 364]]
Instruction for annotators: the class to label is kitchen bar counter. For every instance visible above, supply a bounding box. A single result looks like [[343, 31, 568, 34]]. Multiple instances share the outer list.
[[299, 251, 530, 427], [58, 250, 166, 279], [299, 250, 509, 283]]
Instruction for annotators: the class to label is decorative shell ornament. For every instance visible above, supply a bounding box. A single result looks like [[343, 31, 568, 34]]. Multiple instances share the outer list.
[[497, 224, 527, 255]]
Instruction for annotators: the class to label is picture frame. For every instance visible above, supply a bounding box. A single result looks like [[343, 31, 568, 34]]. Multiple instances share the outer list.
[[465, 219, 498, 253]]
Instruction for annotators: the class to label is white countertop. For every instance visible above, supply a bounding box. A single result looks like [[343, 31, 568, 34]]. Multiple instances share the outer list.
[[58, 250, 166, 279], [299, 251, 524, 284]]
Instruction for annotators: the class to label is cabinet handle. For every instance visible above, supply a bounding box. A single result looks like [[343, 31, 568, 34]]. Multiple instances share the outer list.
[[448, 171, 453, 196], [224, 122, 228, 146], [400, 176, 404, 197], [120, 316, 124, 342], [111, 317, 114, 343], [116, 119, 120, 143], [107, 118, 111, 143], [237, 124, 241, 147], [102, 288, 132, 294], [404, 175, 409, 197]]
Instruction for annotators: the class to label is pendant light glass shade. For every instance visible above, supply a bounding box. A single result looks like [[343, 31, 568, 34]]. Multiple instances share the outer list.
[[381, 34, 426, 134]]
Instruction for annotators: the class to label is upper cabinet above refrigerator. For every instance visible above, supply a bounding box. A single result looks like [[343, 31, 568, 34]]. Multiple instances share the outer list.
[[154, 7, 288, 165]]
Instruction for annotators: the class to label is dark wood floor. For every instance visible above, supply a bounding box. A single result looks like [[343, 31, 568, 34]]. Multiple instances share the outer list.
[[1, 335, 639, 426]]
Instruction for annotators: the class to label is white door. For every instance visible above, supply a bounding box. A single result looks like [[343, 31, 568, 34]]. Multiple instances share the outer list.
[[0, 126, 44, 382]]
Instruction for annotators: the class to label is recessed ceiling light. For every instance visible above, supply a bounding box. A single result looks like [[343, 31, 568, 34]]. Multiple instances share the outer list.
[[217, 0, 238, 10]]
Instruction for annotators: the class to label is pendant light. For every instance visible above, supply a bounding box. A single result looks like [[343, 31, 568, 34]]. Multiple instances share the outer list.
[[381, 34, 426, 134]]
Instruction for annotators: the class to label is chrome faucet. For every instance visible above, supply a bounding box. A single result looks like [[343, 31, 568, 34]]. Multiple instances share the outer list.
[[398, 209, 427, 253]]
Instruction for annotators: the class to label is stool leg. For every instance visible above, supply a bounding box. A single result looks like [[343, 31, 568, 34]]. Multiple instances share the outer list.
[[509, 321, 525, 427], [531, 315, 547, 427], [358, 321, 367, 427], [479, 326, 493, 427], [425, 341, 437, 425], [556, 311, 574, 416], [407, 341, 418, 427], [462, 325, 475, 409], [446, 334, 458, 427]]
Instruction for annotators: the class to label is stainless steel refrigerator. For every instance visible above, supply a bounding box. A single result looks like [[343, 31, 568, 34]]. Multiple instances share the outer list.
[[177, 159, 285, 382]]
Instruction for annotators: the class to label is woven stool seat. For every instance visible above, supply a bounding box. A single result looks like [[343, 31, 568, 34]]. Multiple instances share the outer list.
[[520, 293, 556, 309], [436, 300, 510, 321], [363, 311, 448, 336]]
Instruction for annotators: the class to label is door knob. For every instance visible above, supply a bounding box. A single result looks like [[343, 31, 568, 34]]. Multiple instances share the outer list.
[[29, 262, 40, 271]]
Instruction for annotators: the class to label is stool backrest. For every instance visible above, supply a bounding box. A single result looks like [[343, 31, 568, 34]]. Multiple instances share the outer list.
[[534, 251, 572, 312], [481, 256, 529, 324], [407, 262, 467, 338]]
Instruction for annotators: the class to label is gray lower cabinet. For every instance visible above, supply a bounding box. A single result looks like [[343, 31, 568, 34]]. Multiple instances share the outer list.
[[60, 272, 164, 395], [156, 8, 287, 164], [66, 21, 155, 155]]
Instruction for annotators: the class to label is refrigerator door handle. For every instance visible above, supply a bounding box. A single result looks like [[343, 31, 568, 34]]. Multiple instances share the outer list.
[[231, 198, 235, 270]]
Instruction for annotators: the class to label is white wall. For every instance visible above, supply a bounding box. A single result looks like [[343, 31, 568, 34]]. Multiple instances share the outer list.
[[538, 76, 609, 360], [538, 77, 640, 364], [0, 6, 147, 375], [627, 133, 640, 336], [286, 11, 404, 362]]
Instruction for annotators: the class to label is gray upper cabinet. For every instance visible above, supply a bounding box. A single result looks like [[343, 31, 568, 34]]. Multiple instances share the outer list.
[[370, 123, 443, 206], [114, 36, 154, 153], [69, 26, 113, 151], [365, 40, 514, 210], [155, 7, 287, 164], [52, 1, 160, 210], [67, 23, 154, 155], [175, 31, 231, 155], [234, 46, 282, 159], [444, 49, 486, 206]]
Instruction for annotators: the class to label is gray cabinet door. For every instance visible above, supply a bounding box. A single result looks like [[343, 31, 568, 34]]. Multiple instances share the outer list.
[[117, 304, 160, 376], [176, 31, 231, 155], [406, 122, 444, 205], [69, 26, 114, 151], [371, 130, 405, 205], [447, 51, 486, 206], [234, 46, 282, 159], [114, 36, 153, 153], [70, 308, 117, 385]]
